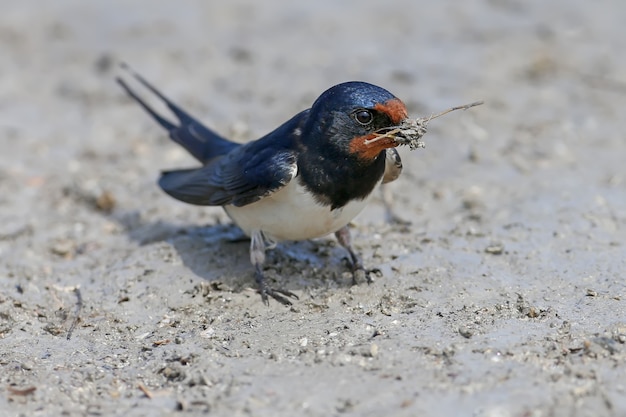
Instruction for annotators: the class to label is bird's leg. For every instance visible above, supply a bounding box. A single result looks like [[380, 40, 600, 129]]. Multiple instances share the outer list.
[[250, 230, 298, 305], [335, 226, 378, 285]]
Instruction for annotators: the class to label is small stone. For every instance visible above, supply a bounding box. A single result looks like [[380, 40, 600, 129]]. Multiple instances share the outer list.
[[50, 239, 75, 258], [370, 343, 378, 358], [459, 326, 474, 338], [95, 190, 116, 212], [162, 366, 184, 381], [485, 244, 504, 255]]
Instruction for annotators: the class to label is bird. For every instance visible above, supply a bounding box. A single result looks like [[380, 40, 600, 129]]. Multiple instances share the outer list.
[[117, 65, 410, 305]]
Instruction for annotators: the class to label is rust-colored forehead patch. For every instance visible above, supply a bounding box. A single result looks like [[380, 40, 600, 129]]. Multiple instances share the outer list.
[[374, 98, 408, 125]]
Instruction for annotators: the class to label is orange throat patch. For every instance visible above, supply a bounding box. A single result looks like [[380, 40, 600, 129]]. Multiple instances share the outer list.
[[349, 133, 398, 161]]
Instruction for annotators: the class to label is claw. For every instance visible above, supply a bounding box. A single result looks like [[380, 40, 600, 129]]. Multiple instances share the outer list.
[[254, 264, 298, 306], [334, 225, 381, 286], [259, 286, 299, 306], [351, 266, 381, 285]]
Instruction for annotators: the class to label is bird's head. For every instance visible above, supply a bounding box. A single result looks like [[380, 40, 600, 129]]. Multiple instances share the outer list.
[[305, 81, 409, 162]]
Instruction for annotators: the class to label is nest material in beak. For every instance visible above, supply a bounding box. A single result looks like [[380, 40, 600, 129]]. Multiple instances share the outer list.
[[367, 100, 484, 151]]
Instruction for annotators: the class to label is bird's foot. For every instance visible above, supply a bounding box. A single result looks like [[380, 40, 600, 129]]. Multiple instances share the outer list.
[[255, 266, 298, 306], [334, 226, 382, 286], [258, 285, 299, 306], [350, 264, 381, 286]]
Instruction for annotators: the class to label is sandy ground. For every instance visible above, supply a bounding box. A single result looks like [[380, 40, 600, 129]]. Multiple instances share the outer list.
[[1, 1, 625, 416]]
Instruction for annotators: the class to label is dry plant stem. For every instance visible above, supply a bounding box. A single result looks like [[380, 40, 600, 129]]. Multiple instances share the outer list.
[[7, 386, 37, 396], [66, 287, 83, 340], [427, 101, 484, 121], [363, 128, 402, 145], [138, 384, 153, 399]]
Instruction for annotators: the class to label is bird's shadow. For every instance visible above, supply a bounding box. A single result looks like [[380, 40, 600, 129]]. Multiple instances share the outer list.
[[111, 209, 352, 295]]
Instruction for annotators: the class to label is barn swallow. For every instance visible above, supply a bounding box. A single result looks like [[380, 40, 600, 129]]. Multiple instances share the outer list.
[[117, 65, 411, 305]]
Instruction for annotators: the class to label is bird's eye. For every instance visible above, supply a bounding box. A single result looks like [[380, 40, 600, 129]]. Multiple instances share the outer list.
[[354, 110, 373, 125]]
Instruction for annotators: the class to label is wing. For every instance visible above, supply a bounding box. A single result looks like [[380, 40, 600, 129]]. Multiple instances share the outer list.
[[382, 148, 403, 184], [159, 145, 298, 207], [117, 64, 238, 164]]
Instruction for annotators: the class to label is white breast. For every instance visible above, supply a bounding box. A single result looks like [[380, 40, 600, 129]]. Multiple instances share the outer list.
[[224, 178, 375, 242]]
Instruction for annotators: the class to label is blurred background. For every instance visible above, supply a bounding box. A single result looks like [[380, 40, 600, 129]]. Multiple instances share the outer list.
[[1, 1, 625, 415]]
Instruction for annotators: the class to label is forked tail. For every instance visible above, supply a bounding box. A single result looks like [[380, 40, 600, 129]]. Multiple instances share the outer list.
[[116, 63, 239, 164]]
